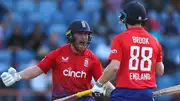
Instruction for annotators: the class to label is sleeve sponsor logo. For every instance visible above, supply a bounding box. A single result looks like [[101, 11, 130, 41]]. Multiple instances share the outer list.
[[111, 49, 118, 54]]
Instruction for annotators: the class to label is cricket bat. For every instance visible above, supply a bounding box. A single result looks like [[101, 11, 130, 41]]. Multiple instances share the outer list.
[[53, 89, 92, 101], [153, 85, 180, 97], [53, 85, 180, 101]]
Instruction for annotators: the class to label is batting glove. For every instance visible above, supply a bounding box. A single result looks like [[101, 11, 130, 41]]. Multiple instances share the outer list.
[[92, 81, 106, 97], [1, 67, 21, 87]]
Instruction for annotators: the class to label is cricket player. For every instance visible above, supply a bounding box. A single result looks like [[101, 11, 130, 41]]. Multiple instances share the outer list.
[[92, 1, 164, 101], [1, 20, 114, 101]]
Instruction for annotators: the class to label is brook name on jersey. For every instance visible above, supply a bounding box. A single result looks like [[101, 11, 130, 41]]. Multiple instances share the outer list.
[[132, 36, 149, 44]]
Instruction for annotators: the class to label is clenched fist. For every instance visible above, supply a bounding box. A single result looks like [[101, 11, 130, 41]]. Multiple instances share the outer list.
[[1, 67, 21, 87]]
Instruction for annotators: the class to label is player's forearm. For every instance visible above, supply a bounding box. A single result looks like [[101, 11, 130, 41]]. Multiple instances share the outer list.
[[98, 65, 118, 84], [18, 65, 43, 80]]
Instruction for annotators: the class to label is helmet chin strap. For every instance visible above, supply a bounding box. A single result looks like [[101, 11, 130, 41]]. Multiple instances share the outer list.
[[86, 41, 91, 49]]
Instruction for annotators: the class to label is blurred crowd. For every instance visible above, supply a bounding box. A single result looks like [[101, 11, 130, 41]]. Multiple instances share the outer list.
[[0, 0, 179, 101]]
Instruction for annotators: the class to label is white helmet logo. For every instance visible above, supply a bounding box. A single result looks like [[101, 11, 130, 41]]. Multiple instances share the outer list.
[[138, 16, 142, 20], [81, 21, 86, 28]]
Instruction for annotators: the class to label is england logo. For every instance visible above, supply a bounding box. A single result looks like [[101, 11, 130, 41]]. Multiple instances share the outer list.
[[84, 58, 88, 67]]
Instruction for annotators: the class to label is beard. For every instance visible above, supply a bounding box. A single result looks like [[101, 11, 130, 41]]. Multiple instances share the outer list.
[[73, 41, 87, 53]]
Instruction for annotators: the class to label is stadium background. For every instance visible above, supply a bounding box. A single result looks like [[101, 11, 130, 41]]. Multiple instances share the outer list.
[[0, 0, 179, 101]]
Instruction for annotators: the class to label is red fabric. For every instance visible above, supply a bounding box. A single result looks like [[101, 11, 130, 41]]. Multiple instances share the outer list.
[[37, 43, 103, 100], [108, 27, 162, 89]]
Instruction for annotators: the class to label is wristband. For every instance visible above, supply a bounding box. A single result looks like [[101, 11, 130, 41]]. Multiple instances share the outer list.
[[15, 73, 22, 81]]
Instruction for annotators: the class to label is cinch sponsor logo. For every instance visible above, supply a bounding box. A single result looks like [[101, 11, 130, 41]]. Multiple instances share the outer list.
[[63, 67, 87, 78]]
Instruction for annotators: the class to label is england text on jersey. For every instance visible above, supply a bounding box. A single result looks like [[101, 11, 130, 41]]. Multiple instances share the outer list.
[[130, 73, 151, 80]]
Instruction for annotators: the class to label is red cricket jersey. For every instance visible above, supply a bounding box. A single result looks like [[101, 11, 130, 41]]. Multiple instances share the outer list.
[[108, 27, 162, 89], [37, 43, 103, 100]]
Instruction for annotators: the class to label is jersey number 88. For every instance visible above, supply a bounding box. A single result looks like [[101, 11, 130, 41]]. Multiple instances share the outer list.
[[129, 46, 153, 71]]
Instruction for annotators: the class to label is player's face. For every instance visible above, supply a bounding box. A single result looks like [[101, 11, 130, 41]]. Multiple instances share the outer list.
[[73, 32, 89, 52]]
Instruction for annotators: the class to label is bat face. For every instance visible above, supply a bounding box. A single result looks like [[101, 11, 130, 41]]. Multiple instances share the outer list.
[[153, 85, 180, 97], [53, 94, 75, 101]]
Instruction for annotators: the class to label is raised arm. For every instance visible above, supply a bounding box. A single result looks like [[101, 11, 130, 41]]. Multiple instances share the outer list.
[[19, 65, 43, 80], [1, 48, 59, 87], [1, 65, 43, 87]]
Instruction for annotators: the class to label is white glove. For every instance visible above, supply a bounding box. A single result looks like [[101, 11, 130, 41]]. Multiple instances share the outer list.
[[1, 67, 21, 87], [92, 81, 106, 97]]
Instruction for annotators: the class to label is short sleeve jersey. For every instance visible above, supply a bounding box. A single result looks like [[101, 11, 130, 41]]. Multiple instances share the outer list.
[[108, 27, 162, 89], [37, 43, 103, 100]]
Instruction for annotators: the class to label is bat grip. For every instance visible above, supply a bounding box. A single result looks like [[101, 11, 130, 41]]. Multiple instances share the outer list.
[[75, 89, 92, 98]]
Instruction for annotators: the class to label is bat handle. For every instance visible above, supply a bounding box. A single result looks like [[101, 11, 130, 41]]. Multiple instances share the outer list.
[[75, 89, 92, 98]]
